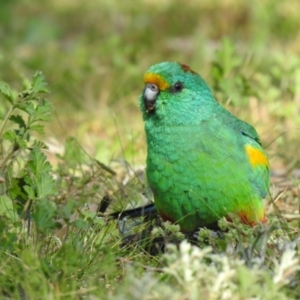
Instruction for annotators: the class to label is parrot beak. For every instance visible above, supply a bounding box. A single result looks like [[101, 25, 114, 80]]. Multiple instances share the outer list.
[[144, 83, 159, 113]]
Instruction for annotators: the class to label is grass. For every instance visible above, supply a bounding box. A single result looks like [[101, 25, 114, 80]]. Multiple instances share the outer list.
[[0, 0, 300, 299]]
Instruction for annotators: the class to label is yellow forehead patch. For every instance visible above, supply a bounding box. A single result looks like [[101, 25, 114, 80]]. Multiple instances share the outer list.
[[143, 73, 170, 91], [245, 145, 269, 167]]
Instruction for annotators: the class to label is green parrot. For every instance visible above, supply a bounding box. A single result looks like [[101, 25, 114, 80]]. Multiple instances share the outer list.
[[139, 62, 270, 232]]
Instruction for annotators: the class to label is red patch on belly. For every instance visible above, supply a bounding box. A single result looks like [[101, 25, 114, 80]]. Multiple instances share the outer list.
[[226, 211, 267, 227], [159, 211, 175, 223]]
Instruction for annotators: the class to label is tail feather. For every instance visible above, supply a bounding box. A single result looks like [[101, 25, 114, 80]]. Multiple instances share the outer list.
[[108, 203, 157, 220]]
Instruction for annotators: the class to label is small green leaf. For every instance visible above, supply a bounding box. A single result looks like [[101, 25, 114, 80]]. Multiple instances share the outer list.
[[34, 173, 56, 199], [16, 101, 35, 115], [31, 99, 52, 123], [2, 129, 27, 149], [25, 149, 56, 200], [32, 71, 50, 94], [3, 130, 17, 142], [0, 82, 16, 104], [23, 185, 36, 200], [72, 218, 89, 230], [15, 136, 27, 149], [31, 198, 57, 230], [8, 178, 27, 201], [0, 195, 19, 222], [9, 115, 26, 129], [27, 149, 52, 174], [30, 124, 45, 134], [31, 140, 48, 149], [59, 200, 78, 220]]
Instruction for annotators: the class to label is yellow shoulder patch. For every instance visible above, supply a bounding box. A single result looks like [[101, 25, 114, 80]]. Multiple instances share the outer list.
[[143, 73, 170, 91], [245, 145, 269, 167]]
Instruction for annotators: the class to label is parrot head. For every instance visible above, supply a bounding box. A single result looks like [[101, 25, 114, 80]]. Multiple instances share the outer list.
[[139, 62, 216, 125]]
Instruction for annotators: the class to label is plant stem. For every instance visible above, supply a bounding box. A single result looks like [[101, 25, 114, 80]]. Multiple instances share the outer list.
[[0, 144, 19, 170], [0, 105, 15, 138]]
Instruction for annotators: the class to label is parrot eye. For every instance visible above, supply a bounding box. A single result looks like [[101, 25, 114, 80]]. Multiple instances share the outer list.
[[172, 81, 184, 93]]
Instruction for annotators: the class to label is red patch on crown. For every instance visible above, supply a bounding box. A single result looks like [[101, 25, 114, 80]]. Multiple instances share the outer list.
[[179, 63, 197, 74]]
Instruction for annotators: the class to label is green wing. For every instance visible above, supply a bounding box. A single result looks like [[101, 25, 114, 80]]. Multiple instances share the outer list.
[[218, 107, 270, 198]]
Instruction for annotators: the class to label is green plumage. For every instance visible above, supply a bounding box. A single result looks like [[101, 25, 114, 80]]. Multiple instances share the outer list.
[[139, 62, 270, 232]]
